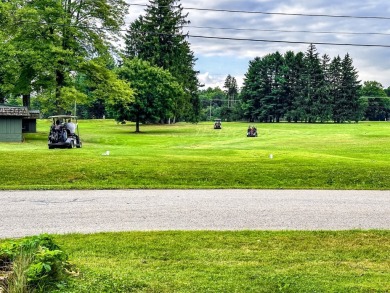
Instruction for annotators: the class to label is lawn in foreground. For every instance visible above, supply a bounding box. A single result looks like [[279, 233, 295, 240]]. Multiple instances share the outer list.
[[1, 120, 390, 189], [50, 230, 390, 292]]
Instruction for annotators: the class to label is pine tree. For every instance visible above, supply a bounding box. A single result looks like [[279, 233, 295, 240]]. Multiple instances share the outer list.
[[303, 44, 328, 122], [223, 75, 238, 108], [124, 0, 200, 122], [340, 53, 362, 122], [289, 52, 307, 122], [329, 56, 343, 122], [241, 57, 262, 122]]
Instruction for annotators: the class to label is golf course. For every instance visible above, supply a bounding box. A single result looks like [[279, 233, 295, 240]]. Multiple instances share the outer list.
[[1, 120, 390, 292], [1, 119, 390, 190]]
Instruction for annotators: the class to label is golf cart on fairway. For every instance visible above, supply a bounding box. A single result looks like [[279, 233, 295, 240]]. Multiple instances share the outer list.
[[48, 115, 82, 149], [247, 125, 258, 137], [214, 119, 222, 129]]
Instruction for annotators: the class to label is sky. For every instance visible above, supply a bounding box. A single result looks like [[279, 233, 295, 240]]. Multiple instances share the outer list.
[[125, 1, 390, 90]]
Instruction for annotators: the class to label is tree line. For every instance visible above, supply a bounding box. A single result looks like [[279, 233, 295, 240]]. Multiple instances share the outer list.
[[241, 44, 363, 123], [200, 45, 390, 122]]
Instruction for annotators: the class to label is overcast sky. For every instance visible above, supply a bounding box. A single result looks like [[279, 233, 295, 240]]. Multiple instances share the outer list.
[[126, 1, 390, 90]]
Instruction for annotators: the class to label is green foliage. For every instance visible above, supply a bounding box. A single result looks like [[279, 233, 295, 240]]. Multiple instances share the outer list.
[[360, 80, 387, 97], [241, 45, 362, 123], [116, 58, 184, 131], [51, 231, 390, 292], [0, 234, 73, 292], [199, 85, 242, 121], [80, 60, 134, 117], [124, 0, 200, 122], [0, 31, 19, 102], [359, 81, 390, 121], [0, 0, 129, 112]]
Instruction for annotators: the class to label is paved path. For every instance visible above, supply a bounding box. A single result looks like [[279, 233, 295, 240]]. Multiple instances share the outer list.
[[1, 189, 389, 238]]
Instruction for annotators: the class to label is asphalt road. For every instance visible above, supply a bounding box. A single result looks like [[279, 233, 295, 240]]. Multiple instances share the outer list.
[[1, 189, 389, 239]]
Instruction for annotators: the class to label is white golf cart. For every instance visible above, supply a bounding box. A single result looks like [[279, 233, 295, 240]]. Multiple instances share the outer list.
[[48, 115, 82, 149]]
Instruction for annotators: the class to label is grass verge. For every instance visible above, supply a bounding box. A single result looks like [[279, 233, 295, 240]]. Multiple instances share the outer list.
[[43, 230, 390, 292]]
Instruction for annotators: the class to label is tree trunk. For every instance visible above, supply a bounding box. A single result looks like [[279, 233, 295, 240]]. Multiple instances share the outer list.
[[135, 112, 140, 132], [22, 94, 30, 108], [55, 68, 65, 113]]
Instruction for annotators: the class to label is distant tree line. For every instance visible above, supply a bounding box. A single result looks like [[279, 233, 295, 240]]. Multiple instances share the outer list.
[[241, 44, 362, 123], [200, 45, 390, 123]]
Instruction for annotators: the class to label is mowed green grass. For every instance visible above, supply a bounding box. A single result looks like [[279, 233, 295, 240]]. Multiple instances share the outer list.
[[48, 231, 389, 292], [1, 121, 390, 292], [1, 119, 390, 189]]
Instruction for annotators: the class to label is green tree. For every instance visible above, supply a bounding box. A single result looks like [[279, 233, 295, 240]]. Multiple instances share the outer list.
[[124, 0, 200, 122], [0, 2, 19, 103], [303, 44, 330, 122], [337, 53, 362, 122], [329, 56, 343, 123], [284, 51, 306, 122], [384, 86, 390, 97], [268, 51, 285, 122], [116, 58, 185, 132], [360, 81, 390, 121], [198, 87, 225, 120], [6, 0, 128, 112], [360, 81, 387, 97], [241, 56, 269, 122], [223, 75, 238, 108]]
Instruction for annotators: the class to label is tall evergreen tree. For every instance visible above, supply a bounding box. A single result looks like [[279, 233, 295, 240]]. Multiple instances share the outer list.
[[318, 54, 332, 122], [338, 53, 362, 122], [241, 57, 262, 122], [223, 74, 238, 108], [329, 56, 343, 122], [124, 0, 200, 122], [289, 52, 307, 122], [303, 44, 328, 122], [269, 51, 285, 122]]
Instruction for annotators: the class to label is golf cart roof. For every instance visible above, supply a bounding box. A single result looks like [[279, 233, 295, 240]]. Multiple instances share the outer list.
[[49, 115, 78, 119]]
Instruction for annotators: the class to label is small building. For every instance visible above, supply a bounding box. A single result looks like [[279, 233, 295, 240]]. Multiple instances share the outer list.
[[0, 105, 39, 142], [23, 109, 40, 133]]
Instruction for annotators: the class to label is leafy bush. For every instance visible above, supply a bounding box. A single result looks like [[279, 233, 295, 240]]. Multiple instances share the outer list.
[[0, 234, 75, 292]]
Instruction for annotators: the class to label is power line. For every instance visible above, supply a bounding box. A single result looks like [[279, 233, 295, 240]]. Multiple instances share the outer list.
[[130, 3, 390, 20], [188, 34, 390, 48], [16, 20, 390, 48], [185, 25, 390, 37]]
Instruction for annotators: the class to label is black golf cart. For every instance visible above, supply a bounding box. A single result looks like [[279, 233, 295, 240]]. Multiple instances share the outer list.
[[214, 119, 222, 129], [48, 115, 82, 149]]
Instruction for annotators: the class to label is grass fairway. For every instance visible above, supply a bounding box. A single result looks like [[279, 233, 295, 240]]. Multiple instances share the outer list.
[[1, 119, 390, 189], [49, 231, 390, 292]]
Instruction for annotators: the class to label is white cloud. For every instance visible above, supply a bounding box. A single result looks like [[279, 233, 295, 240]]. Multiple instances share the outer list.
[[126, 0, 390, 89]]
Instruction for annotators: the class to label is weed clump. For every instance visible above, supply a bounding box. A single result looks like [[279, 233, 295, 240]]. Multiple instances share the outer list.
[[0, 234, 76, 293]]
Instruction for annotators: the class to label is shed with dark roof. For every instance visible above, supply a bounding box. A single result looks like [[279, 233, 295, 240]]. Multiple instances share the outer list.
[[0, 105, 29, 142]]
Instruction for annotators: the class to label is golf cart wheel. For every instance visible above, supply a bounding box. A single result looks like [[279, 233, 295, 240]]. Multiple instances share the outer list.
[[76, 141, 82, 148]]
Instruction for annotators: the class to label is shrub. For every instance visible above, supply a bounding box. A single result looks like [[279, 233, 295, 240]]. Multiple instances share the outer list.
[[0, 234, 75, 292]]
